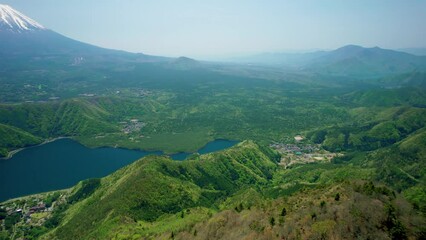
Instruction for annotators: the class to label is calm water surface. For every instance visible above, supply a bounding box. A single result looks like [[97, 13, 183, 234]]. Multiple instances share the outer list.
[[0, 138, 237, 201]]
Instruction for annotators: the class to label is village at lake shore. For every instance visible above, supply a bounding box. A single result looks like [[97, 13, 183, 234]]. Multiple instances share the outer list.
[[270, 135, 343, 169]]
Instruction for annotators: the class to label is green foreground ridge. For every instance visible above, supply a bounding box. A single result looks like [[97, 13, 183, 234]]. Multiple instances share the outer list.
[[1, 138, 425, 240], [0, 4, 426, 239]]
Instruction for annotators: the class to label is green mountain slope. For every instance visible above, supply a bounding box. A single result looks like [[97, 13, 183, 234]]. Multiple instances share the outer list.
[[307, 106, 426, 215], [0, 123, 42, 157], [1, 138, 425, 239], [372, 128, 426, 212], [45, 141, 278, 239], [0, 99, 117, 157], [309, 107, 426, 152], [173, 181, 424, 240]]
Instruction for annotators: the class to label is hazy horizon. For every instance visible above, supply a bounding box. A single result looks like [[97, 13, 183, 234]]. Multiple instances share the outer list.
[[2, 0, 426, 59]]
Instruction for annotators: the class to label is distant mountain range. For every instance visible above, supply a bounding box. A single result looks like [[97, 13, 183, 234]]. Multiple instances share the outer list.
[[307, 45, 426, 78], [1, 4, 425, 79], [398, 48, 426, 56], [230, 45, 426, 78]]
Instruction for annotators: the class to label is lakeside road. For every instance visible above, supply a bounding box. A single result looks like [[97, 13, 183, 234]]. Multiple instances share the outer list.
[[0, 137, 70, 160]]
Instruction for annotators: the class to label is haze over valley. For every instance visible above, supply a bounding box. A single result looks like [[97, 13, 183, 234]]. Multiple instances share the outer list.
[[0, 2, 425, 239]]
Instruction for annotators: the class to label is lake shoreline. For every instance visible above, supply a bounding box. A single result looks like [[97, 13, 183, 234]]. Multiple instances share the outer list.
[[1, 137, 70, 160], [0, 138, 238, 201], [1, 137, 239, 161]]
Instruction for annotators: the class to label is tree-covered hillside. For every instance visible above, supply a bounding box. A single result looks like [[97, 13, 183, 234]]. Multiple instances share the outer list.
[[1, 139, 424, 239], [1, 34, 425, 239]]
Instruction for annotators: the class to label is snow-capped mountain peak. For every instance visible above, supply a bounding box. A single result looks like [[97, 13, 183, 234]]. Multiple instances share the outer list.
[[0, 4, 45, 32]]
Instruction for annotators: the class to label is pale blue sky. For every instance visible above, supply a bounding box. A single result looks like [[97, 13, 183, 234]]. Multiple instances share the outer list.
[[3, 0, 426, 58]]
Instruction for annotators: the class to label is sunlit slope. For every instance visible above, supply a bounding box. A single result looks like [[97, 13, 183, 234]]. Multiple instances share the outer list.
[[308, 106, 426, 215], [0, 99, 117, 157], [0, 123, 42, 157], [45, 141, 279, 239], [309, 107, 426, 151], [37, 136, 426, 240]]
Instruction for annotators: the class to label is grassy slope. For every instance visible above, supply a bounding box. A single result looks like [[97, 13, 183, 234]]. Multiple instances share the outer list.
[[0, 123, 42, 157], [2, 79, 424, 157], [173, 181, 425, 240], [0, 99, 118, 157], [0, 85, 352, 155], [308, 106, 426, 214], [34, 138, 424, 240], [44, 141, 278, 239], [1, 134, 424, 239], [309, 107, 426, 152], [372, 128, 426, 214]]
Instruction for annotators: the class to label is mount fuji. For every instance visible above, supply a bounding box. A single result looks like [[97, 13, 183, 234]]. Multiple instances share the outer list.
[[0, 4, 45, 32], [0, 4, 165, 62], [0, 4, 103, 56]]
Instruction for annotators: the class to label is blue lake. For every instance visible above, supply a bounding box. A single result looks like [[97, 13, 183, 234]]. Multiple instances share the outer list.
[[0, 138, 237, 202]]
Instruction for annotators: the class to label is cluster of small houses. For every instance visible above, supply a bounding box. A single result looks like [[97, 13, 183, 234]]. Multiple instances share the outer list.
[[116, 88, 151, 98], [270, 135, 340, 169], [135, 89, 151, 97], [79, 93, 96, 97], [270, 135, 320, 155], [121, 119, 146, 134], [4, 202, 50, 225], [271, 143, 321, 155]]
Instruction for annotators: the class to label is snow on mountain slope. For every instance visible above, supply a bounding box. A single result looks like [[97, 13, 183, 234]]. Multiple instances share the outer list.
[[0, 4, 45, 32]]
